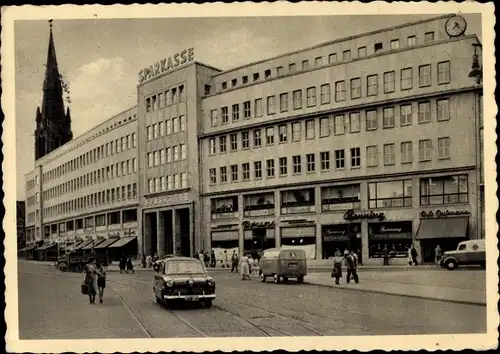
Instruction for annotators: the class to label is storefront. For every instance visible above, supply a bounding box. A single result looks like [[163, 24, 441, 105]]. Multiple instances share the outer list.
[[280, 221, 316, 259], [322, 223, 361, 259], [243, 220, 275, 256], [368, 221, 413, 260], [416, 209, 470, 263], [210, 226, 239, 266]]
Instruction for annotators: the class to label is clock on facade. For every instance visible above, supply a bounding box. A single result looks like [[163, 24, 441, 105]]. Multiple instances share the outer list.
[[445, 15, 467, 37]]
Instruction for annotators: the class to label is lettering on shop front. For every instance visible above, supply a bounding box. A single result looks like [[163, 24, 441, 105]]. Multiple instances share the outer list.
[[144, 193, 189, 207], [379, 226, 402, 233], [138, 48, 195, 83], [242, 221, 275, 229], [420, 210, 471, 218], [324, 229, 346, 236], [344, 209, 385, 221]]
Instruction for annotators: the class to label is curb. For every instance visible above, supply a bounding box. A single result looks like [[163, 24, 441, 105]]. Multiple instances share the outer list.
[[303, 281, 486, 307]]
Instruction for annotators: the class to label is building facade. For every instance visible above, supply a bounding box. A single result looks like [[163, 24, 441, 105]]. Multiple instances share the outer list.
[[17, 201, 26, 250], [24, 14, 484, 264]]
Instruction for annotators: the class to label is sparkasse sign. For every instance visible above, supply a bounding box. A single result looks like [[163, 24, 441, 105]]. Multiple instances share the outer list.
[[138, 48, 194, 83]]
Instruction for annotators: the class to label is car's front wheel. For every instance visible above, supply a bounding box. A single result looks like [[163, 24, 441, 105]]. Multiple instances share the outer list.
[[445, 259, 458, 270]]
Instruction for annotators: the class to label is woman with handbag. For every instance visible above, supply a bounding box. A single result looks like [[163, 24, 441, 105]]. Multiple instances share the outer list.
[[83, 258, 98, 304]]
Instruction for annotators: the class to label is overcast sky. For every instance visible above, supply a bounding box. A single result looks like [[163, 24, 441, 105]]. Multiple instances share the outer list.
[[14, 13, 482, 200]]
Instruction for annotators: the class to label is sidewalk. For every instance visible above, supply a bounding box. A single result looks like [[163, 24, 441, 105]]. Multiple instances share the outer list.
[[304, 271, 486, 306]]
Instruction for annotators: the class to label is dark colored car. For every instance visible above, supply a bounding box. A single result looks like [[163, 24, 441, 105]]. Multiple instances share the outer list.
[[153, 256, 216, 308]]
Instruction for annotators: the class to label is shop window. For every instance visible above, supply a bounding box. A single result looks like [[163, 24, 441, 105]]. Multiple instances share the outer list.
[[420, 175, 468, 205], [368, 179, 412, 208], [321, 184, 361, 211], [107, 211, 120, 225], [368, 221, 413, 259], [243, 192, 275, 217], [322, 223, 361, 259], [244, 227, 276, 256], [280, 188, 315, 214], [280, 226, 316, 249], [123, 209, 137, 223], [211, 196, 239, 220], [211, 231, 239, 254]]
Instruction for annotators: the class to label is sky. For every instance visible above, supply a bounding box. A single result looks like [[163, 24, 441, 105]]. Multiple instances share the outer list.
[[14, 13, 482, 200]]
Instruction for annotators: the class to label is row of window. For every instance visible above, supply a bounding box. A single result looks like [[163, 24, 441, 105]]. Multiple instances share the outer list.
[[146, 115, 187, 141], [208, 99, 451, 155], [147, 144, 187, 168], [214, 31, 436, 93], [208, 137, 452, 185], [145, 84, 186, 112], [44, 184, 138, 219], [26, 175, 39, 191], [27, 194, 39, 207], [147, 173, 188, 194], [43, 209, 137, 233], [43, 158, 138, 201], [209, 61, 450, 128], [42, 133, 137, 183], [27, 211, 39, 224]]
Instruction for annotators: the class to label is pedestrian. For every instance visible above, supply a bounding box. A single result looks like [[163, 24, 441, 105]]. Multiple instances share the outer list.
[[332, 250, 343, 285], [96, 262, 107, 304], [126, 257, 134, 274], [223, 250, 230, 268], [239, 252, 251, 280], [435, 244, 442, 265], [83, 258, 98, 304], [346, 251, 359, 284], [251, 257, 260, 276], [146, 254, 152, 268], [152, 253, 158, 263], [119, 254, 127, 274], [410, 245, 418, 266], [231, 250, 239, 273], [198, 250, 205, 264], [210, 250, 216, 268], [383, 245, 389, 266], [204, 252, 210, 267]]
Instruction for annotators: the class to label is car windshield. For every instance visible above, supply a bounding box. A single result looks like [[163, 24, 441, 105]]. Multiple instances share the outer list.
[[165, 260, 205, 275]]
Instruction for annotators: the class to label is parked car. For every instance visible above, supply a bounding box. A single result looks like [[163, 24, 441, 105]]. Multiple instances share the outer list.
[[259, 248, 307, 284], [153, 256, 216, 308], [438, 239, 486, 270]]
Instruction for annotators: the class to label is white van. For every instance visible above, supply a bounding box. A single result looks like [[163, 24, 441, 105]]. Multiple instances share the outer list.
[[438, 239, 486, 270]]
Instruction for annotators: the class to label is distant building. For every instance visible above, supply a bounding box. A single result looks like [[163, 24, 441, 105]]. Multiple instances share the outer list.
[[17, 201, 26, 250]]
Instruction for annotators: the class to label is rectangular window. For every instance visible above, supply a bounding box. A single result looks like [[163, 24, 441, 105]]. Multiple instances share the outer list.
[[367, 75, 378, 96], [350, 78, 361, 99], [383, 71, 395, 93], [401, 67, 412, 90], [242, 131, 249, 149], [231, 165, 238, 182], [383, 143, 395, 165], [437, 99, 450, 121], [279, 157, 287, 176], [172, 117, 179, 133], [358, 46, 367, 57], [266, 159, 275, 178], [374, 42, 383, 53], [242, 163, 250, 181], [279, 124, 287, 143], [335, 81, 346, 101], [306, 87, 317, 107], [253, 129, 262, 147], [267, 96, 276, 115], [166, 147, 172, 163], [132, 158, 137, 172], [438, 137, 451, 159], [147, 126, 153, 141], [292, 155, 302, 174], [401, 141, 413, 163], [279, 93, 288, 112], [321, 151, 330, 171], [167, 176, 173, 190], [320, 117, 331, 137], [400, 104, 412, 126], [132, 133, 137, 147], [420, 175, 468, 205], [328, 53, 337, 63], [217, 136, 227, 154], [366, 110, 378, 131], [254, 161, 262, 179], [289, 63, 296, 73], [293, 90, 302, 109], [305, 119, 315, 139], [315, 56, 323, 67], [266, 127, 275, 145], [306, 153, 315, 172], [158, 121, 165, 137], [242, 76, 248, 84], [209, 168, 217, 184], [349, 112, 360, 133], [166, 119, 172, 135], [383, 107, 395, 128], [419, 139, 432, 161], [243, 101, 251, 119], [174, 174, 181, 189], [424, 31, 435, 42], [221, 107, 229, 124], [173, 145, 180, 161], [209, 138, 216, 155], [180, 115, 186, 131], [369, 179, 413, 208], [180, 144, 186, 160], [407, 35, 416, 46], [334, 115, 345, 135], [350, 147, 361, 168], [160, 149, 166, 164], [154, 151, 160, 166], [277, 66, 284, 76], [320, 84, 331, 104], [147, 152, 153, 168], [390, 39, 400, 50], [255, 98, 263, 117], [153, 123, 158, 139], [230, 133, 238, 151], [419, 64, 432, 87], [367, 145, 378, 167], [292, 122, 301, 141], [418, 101, 431, 123], [232, 104, 240, 122], [220, 167, 227, 183], [334, 149, 345, 169], [438, 61, 450, 84], [301, 60, 309, 70], [343, 50, 351, 61]]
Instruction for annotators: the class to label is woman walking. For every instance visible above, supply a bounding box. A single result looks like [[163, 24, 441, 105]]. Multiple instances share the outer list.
[[332, 250, 343, 285], [126, 257, 135, 274], [119, 254, 127, 274], [83, 258, 98, 304], [96, 262, 107, 304], [239, 252, 251, 280]]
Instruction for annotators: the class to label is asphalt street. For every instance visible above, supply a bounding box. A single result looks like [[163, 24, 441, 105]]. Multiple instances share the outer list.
[[18, 261, 486, 339]]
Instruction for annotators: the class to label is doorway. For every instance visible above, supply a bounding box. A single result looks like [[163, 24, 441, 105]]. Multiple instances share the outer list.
[[178, 208, 191, 257]]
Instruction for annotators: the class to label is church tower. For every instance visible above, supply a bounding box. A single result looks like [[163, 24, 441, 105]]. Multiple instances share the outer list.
[[34, 20, 73, 160]]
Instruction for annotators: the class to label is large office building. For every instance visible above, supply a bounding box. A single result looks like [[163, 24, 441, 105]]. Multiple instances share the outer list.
[[24, 14, 484, 264]]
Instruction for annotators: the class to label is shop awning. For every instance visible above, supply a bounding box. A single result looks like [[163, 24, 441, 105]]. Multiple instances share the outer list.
[[107, 237, 137, 249], [19, 244, 37, 252], [81, 240, 105, 250], [94, 238, 120, 249], [73, 240, 92, 250], [36, 243, 57, 251], [416, 217, 469, 240]]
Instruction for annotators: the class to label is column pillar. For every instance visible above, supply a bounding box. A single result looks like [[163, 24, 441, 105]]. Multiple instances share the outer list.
[[274, 190, 280, 248], [173, 209, 181, 255], [120, 210, 124, 237], [315, 186, 322, 260], [157, 211, 165, 257], [238, 194, 244, 256], [143, 212, 152, 256], [137, 208, 143, 257]]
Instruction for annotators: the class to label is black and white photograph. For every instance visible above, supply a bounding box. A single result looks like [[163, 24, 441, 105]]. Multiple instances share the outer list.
[[2, 2, 498, 353]]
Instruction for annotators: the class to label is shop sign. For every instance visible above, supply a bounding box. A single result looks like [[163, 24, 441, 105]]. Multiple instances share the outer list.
[[145, 192, 190, 207], [344, 209, 385, 221], [420, 210, 471, 219], [138, 48, 195, 83], [242, 221, 275, 229], [123, 221, 138, 229]]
